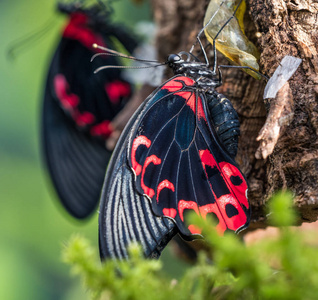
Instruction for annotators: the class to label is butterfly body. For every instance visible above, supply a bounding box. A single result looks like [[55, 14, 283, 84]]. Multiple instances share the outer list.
[[99, 52, 250, 259]]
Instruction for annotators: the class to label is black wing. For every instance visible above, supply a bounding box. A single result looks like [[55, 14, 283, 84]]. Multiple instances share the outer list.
[[99, 75, 250, 259]]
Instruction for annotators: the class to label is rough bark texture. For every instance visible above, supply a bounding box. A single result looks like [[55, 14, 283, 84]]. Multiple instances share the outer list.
[[151, 0, 318, 229], [249, 0, 318, 226]]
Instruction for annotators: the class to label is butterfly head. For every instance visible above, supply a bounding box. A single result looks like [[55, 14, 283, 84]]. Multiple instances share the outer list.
[[167, 52, 221, 90]]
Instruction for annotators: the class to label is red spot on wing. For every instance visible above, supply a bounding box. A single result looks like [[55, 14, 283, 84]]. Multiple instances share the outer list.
[[54, 74, 79, 109], [162, 76, 195, 92], [200, 149, 217, 168], [156, 180, 175, 202], [219, 162, 249, 209], [90, 120, 113, 138], [162, 208, 177, 218], [105, 80, 131, 105], [196, 96, 206, 120], [173, 91, 205, 120], [199, 149, 249, 232], [178, 200, 227, 235], [74, 111, 95, 126], [63, 12, 105, 51], [180, 76, 196, 87], [199, 204, 227, 235], [141, 155, 161, 198], [131, 136, 151, 176], [162, 79, 183, 92], [188, 225, 202, 235], [178, 200, 200, 222], [217, 194, 247, 231]]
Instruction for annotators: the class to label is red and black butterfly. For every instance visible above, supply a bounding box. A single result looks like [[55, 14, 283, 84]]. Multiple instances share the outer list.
[[98, 0, 255, 259], [98, 59, 250, 259], [42, 2, 138, 219]]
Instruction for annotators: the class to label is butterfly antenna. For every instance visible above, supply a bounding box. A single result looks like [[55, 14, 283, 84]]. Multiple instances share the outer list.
[[93, 62, 167, 74], [91, 43, 160, 64], [189, 0, 227, 67], [7, 16, 57, 60]]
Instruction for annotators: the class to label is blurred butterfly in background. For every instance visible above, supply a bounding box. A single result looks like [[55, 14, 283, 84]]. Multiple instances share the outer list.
[[42, 1, 138, 219]]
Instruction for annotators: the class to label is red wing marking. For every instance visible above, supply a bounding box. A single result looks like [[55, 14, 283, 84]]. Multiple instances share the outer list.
[[74, 111, 95, 126], [131, 136, 152, 176], [54, 74, 79, 110], [105, 80, 131, 105], [141, 155, 161, 198], [199, 204, 227, 235], [175, 91, 194, 111], [200, 149, 217, 168], [162, 76, 195, 92], [90, 120, 113, 138], [178, 200, 227, 235], [178, 200, 200, 222], [188, 225, 202, 235], [219, 162, 249, 209], [173, 91, 206, 120], [199, 149, 248, 232], [63, 12, 105, 51], [216, 195, 247, 231], [196, 96, 206, 120], [162, 208, 177, 218], [180, 76, 196, 87], [156, 180, 175, 202]]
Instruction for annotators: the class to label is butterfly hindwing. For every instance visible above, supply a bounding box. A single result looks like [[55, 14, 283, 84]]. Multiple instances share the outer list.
[[99, 75, 250, 258], [99, 96, 177, 259]]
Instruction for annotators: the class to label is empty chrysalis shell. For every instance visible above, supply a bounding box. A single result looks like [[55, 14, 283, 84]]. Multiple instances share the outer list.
[[204, 0, 261, 79]]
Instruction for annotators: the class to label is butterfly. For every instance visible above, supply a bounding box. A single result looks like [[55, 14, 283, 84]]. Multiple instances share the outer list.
[[98, 53, 251, 259], [42, 2, 138, 219]]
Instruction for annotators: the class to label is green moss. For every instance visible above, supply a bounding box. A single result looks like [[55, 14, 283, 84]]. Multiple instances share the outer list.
[[63, 192, 318, 300]]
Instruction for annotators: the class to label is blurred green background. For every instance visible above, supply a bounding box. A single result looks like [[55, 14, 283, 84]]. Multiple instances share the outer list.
[[0, 1, 173, 299]]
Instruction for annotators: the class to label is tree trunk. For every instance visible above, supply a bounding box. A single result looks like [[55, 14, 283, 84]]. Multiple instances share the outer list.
[[151, 0, 318, 229]]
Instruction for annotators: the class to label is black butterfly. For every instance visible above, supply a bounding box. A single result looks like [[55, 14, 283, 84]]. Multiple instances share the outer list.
[[42, 2, 138, 219]]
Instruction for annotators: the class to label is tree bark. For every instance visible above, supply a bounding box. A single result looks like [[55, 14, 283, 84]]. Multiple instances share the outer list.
[[151, 0, 318, 229]]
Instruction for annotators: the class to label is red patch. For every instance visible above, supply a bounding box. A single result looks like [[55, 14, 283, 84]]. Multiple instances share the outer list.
[[63, 12, 105, 51], [199, 203, 227, 235], [54, 74, 79, 110], [156, 180, 175, 202], [196, 96, 206, 120], [105, 81, 131, 105], [74, 112, 95, 126], [131, 136, 151, 176], [199, 149, 217, 168], [219, 162, 249, 209], [178, 200, 200, 222], [180, 76, 196, 87], [162, 76, 195, 92], [162, 208, 177, 218], [188, 224, 202, 235], [174, 91, 206, 120], [141, 155, 161, 198], [199, 149, 248, 232], [90, 120, 113, 138]]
